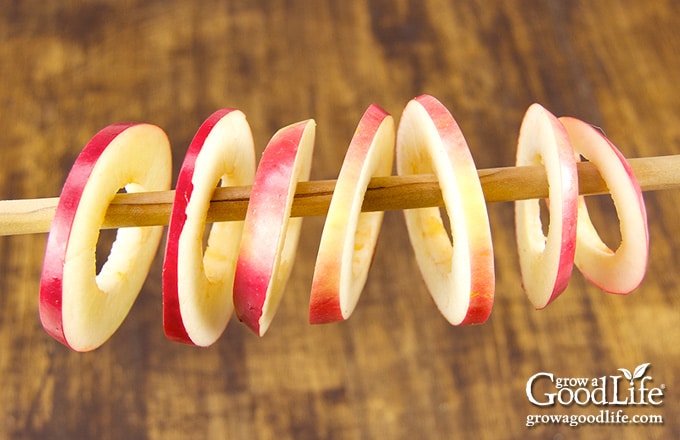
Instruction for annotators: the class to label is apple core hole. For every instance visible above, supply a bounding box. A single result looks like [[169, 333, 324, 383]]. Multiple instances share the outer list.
[[95, 228, 117, 274], [439, 206, 453, 245], [539, 198, 550, 237], [202, 176, 225, 258], [584, 194, 621, 250], [96, 187, 127, 274], [202, 222, 213, 257]]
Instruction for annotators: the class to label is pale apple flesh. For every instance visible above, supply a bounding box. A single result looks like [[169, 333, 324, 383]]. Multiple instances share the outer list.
[[39, 123, 172, 352], [396, 94, 494, 325], [515, 104, 578, 309], [309, 104, 395, 324], [560, 116, 648, 294], [233, 120, 316, 336], [163, 109, 256, 346]]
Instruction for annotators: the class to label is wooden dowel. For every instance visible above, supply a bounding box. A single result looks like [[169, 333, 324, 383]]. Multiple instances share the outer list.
[[1, 155, 679, 236]]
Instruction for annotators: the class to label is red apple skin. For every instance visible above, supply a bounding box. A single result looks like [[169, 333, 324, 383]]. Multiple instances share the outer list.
[[463, 249, 494, 324], [308, 293, 343, 324], [162, 108, 236, 344], [309, 250, 341, 324], [233, 120, 313, 335]]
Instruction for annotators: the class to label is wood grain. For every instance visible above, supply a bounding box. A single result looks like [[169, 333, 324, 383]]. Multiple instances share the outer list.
[[1, 1, 679, 439]]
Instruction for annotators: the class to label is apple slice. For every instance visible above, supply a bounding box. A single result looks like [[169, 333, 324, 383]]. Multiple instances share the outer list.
[[162, 109, 255, 346], [396, 95, 494, 325], [560, 117, 648, 294], [515, 104, 578, 309], [39, 123, 172, 351], [233, 120, 316, 336], [309, 104, 395, 324]]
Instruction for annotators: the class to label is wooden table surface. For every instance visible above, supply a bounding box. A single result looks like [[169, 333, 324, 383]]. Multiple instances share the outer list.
[[1, 1, 679, 439]]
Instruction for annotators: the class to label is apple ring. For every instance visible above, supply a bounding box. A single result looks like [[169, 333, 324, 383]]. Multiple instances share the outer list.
[[163, 109, 256, 346], [309, 104, 395, 324], [39, 123, 172, 351], [560, 116, 649, 294], [233, 120, 316, 336], [396, 95, 494, 325], [515, 104, 578, 309]]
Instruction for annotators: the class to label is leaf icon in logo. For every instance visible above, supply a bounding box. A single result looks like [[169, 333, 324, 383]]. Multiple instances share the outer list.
[[618, 363, 651, 385], [618, 368, 633, 381], [633, 363, 651, 380]]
